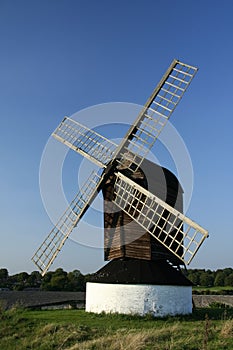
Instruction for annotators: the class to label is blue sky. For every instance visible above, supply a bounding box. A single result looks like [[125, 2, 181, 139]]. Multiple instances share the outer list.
[[0, 0, 232, 275]]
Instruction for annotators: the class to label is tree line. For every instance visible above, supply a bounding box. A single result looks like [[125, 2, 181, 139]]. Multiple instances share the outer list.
[[0, 268, 89, 291], [0, 267, 233, 291], [185, 268, 233, 288]]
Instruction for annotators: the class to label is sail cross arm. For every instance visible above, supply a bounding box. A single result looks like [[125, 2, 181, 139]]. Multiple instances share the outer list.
[[112, 172, 209, 265], [52, 117, 118, 168], [31, 170, 104, 276], [115, 60, 198, 172]]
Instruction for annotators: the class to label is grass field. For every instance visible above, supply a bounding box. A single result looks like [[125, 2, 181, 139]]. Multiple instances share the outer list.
[[0, 307, 232, 350], [193, 286, 233, 294]]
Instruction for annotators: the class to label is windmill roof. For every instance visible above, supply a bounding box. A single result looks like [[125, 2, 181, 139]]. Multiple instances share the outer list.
[[90, 259, 192, 286]]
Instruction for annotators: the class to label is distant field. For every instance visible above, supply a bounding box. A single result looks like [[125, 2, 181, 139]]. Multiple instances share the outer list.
[[193, 286, 233, 294], [0, 307, 233, 349]]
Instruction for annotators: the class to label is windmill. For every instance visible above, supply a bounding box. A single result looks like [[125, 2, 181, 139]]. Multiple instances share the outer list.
[[32, 59, 208, 316]]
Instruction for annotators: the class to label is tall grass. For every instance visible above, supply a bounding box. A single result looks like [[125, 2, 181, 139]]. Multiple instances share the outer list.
[[0, 307, 232, 350]]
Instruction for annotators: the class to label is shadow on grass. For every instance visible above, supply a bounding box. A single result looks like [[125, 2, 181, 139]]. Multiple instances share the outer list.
[[190, 307, 233, 321], [84, 306, 233, 324]]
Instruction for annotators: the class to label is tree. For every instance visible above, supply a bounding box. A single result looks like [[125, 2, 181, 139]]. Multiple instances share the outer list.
[[41, 269, 68, 291], [40, 268, 86, 291], [199, 271, 214, 287], [67, 270, 85, 291], [186, 270, 200, 286], [27, 271, 42, 288], [50, 275, 67, 290], [0, 268, 8, 280], [11, 272, 30, 290], [50, 269, 67, 291], [214, 271, 225, 287], [224, 273, 233, 287], [0, 268, 9, 288], [41, 271, 53, 291]]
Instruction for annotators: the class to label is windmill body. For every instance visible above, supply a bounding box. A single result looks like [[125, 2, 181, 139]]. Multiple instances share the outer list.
[[32, 59, 209, 316], [86, 160, 192, 317]]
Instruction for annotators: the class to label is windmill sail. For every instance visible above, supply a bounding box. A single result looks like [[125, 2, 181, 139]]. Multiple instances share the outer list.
[[52, 60, 197, 174], [32, 170, 104, 276], [32, 59, 204, 275], [115, 60, 198, 172], [53, 117, 118, 168], [113, 172, 208, 265]]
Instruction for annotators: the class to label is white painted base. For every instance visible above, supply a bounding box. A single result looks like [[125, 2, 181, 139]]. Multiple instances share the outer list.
[[86, 282, 192, 317]]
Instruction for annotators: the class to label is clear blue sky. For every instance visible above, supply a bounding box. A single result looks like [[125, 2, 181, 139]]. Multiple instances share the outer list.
[[0, 0, 232, 275]]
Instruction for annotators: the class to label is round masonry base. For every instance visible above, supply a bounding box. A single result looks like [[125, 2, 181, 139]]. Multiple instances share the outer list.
[[86, 282, 192, 317]]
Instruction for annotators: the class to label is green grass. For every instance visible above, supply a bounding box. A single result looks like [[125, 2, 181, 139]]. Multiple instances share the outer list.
[[0, 307, 233, 349]]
